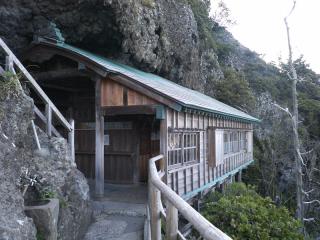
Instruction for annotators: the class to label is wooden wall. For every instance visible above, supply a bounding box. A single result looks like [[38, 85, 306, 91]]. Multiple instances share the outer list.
[[101, 78, 157, 107], [164, 109, 253, 197]]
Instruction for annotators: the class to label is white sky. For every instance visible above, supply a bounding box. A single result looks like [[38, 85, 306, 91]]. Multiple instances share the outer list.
[[210, 0, 320, 73]]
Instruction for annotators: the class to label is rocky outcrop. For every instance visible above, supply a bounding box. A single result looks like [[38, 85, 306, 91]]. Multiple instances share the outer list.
[[0, 76, 91, 239], [0, 0, 202, 90]]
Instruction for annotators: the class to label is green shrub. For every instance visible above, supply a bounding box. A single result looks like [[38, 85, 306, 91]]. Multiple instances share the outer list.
[[39, 187, 56, 200], [0, 71, 21, 100], [202, 183, 303, 240]]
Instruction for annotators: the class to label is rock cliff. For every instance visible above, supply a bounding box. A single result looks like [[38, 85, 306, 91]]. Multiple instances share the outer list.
[[0, 75, 91, 239]]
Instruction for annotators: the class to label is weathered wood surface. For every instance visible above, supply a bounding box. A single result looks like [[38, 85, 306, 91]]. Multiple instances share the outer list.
[[31, 120, 41, 150], [148, 155, 232, 240], [166, 108, 253, 198], [101, 77, 157, 107], [34, 106, 62, 138], [166, 200, 178, 240]]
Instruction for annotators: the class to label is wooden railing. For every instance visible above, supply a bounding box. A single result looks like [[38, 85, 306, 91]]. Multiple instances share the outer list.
[[0, 38, 74, 159], [147, 155, 232, 240]]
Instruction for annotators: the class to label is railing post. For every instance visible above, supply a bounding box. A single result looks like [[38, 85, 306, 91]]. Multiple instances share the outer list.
[[45, 103, 52, 137], [31, 120, 41, 150], [149, 169, 161, 240], [5, 54, 13, 72], [68, 119, 75, 164], [166, 201, 178, 240]]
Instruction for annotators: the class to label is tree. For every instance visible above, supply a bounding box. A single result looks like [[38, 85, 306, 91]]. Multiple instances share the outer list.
[[275, 1, 320, 233], [213, 68, 256, 111], [211, 0, 236, 28]]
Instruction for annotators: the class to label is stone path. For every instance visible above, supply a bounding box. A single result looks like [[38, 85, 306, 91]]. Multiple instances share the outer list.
[[83, 184, 147, 240]]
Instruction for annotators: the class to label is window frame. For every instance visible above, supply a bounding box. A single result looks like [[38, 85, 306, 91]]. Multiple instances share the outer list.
[[208, 127, 252, 167], [167, 128, 202, 169]]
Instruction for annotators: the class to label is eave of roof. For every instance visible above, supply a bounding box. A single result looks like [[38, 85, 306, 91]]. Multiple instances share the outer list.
[[34, 38, 261, 123]]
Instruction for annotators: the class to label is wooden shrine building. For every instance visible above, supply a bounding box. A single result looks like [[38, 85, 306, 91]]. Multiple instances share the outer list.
[[23, 37, 259, 198]]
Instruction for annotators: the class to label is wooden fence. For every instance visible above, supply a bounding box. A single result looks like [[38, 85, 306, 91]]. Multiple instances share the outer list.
[[146, 154, 232, 240]]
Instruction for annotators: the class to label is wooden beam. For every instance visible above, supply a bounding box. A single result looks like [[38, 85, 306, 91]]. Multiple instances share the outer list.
[[32, 68, 88, 81], [101, 105, 158, 116], [95, 78, 104, 196], [39, 83, 88, 92], [23, 43, 108, 77]]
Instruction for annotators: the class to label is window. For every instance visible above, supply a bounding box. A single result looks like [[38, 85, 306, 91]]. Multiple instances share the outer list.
[[224, 133, 229, 154], [208, 128, 253, 167], [208, 128, 224, 167], [223, 130, 250, 155], [168, 130, 200, 167]]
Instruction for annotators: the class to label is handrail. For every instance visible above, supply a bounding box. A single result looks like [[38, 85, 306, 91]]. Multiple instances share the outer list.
[[0, 38, 72, 131], [0, 38, 75, 160], [148, 154, 232, 240]]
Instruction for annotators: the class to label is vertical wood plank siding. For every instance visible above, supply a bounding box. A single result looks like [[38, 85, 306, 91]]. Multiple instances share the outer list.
[[166, 109, 253, 198]]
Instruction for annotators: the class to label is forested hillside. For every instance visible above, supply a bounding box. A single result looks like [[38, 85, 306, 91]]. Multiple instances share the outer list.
[[188, 1, 320, 236]]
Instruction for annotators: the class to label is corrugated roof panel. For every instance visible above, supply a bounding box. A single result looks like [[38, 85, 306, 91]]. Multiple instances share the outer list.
[[54, 41, 259, 122]]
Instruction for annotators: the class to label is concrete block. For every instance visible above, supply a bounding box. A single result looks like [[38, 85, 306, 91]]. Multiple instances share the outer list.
[[25, 198, 59, 240]]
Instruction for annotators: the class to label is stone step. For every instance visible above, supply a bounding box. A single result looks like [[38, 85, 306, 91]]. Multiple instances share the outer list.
[[92, 200, 147, 217], [84, 210, 145, 240]]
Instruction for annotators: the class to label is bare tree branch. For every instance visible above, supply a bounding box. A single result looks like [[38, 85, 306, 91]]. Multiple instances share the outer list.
[[302, 189, 314, 197], [301, 149, 314, 155], [273, 103, 293, 118], [304, 200, 320, 205], [303, 218, 315, 222]]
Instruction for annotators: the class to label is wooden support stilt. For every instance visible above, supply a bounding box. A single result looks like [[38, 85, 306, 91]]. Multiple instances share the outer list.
[[236, 169, 242, 182]]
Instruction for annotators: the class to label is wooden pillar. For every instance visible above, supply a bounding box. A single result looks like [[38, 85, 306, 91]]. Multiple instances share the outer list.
[[217, 182, 224, 193], [160, 108, 168, 181], [166, 201, 178, 240], [95, 78, 104, 196], [68, 119, 75, 164], [232, 174, 236, 183]]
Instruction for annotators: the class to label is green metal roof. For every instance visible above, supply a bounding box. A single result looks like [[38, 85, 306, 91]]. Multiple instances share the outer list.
[[40, 39, 259, 123]]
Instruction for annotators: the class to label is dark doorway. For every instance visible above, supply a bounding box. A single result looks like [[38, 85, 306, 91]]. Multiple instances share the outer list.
[[104, 115, 160, 184]]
